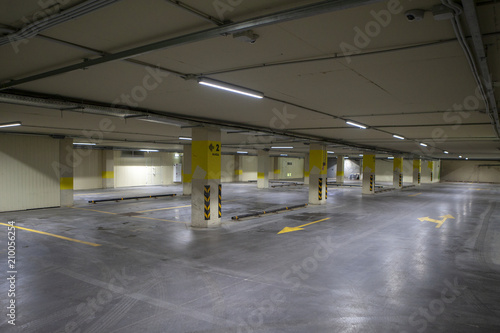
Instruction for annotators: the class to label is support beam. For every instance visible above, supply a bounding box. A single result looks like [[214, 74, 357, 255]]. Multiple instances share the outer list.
[[59, 138, 74, 206], [336, 155, 345, 184], [308, 144, 327, 205], [102, 150, 114, 189], [257, 150, 269, 189], [0, 0, 383, 90], [413, 159, 421, 186], [393, 156, 403, 189], [234, 155, 243, 182], [182, 145, 192, 195], [362, 154, 375, 195], [191, 128, 221, 228]]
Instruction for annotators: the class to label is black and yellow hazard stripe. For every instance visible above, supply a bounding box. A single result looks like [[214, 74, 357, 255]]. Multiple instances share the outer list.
[[218, 184, 222, 218], [204, 185, 210, 220], [430, 172, 433, 182], [325, 180, 328, 199], [370, 175, 374, 191], [418, 173, 421, 184], [399, 174, 402, 187], [318, 178, 323, 200]]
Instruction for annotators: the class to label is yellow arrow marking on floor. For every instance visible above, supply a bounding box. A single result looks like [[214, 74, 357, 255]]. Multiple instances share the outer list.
[[278, 217, 331, 234], [417, 214, 455, 228]]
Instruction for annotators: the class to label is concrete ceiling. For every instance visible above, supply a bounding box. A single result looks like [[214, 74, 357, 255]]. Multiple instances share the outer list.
[[0, 0, 499, 159]]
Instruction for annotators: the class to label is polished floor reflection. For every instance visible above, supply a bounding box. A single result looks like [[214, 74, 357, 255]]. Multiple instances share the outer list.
[[0, 182, 499, 332]]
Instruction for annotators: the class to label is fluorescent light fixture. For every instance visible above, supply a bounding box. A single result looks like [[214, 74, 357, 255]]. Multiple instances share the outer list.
[[179, 137, 192, 141], [198, 78, 264, 99], [346, 121, 367, 129], [345, 157, 349, 159], [420, 143, 427, 147], [237, 151, 248, 154], [393, 134, 405, 140], [465, 158, 469, 160], [387, 156, 394, 159], [459, 155, 463, 158], [73, 142, 96, 146], [444, 151, 449, 154], [280, 154, 288, 156], [327, 151, 335, 154], [175, 153, 180, 157], [0, 121, 22, 128], [271, 146, 293, 149], [359, 154, 363, 156], [140, 149, 159, 152]]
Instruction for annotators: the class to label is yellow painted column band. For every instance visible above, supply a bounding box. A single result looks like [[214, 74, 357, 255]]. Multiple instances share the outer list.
[[336, 171, 344, 176], [393, 157, 403, 172], [102, 171, 114, 179], [192, 140, 221, 180], [182, 173, 192, 183], [309, 149, 327, 175], [413, 159, 421, 172], [274, 169, 280, 174], [257, 172, 265, 179], [235, 169, 243, 175], [60, 177, 74, 190], [427, 161, 433, 169], [304, 171, 310, 177], [363, 155, 375, 172]]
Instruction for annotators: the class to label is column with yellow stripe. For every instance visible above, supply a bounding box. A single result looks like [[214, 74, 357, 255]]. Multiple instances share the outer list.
[[182, 144, 192, 195], [336, 155, 345, 184], [102, 150, 115, 189], [191, 127, 221, 228], [413, 159, 421, 186], [362, 154, 376, 195], [303, 153, 309, 185], [257, 150, 269, 189], [427, 161, 434, 183], [308, 144, 327, 205], [234, 154, 243, 182], [393, 156, 403, 189], [273, 157, 281, 180], [59, 138, 74, 206]]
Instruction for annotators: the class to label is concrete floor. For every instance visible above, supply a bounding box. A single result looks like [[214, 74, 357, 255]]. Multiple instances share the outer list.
[[1, 182, 500, 332]]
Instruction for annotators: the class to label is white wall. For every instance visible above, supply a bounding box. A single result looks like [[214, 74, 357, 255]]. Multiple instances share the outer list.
[[74, 149, 102, 190], [221, 155, 234, 183], [0, 134, 60, 212], [375, 159, 393, 182], [441, 160, 500, 183], [241, 155, 257, 182], [114, 151, 180, 188], [278, 157, 304, 179]]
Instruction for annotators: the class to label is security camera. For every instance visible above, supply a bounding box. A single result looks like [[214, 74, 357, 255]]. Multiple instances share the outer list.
[[405, 9, 425, 22]]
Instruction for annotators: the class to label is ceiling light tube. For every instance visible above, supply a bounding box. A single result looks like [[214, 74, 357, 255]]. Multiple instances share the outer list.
[[444, 151, 449, 154], [271, 146, 293, 149], [387, 156, 394, 159], [73, 142, 96, 146], [280, 154, 288, 156], [327, 151, 334, 154], [420, 143, 427, 147], [393, 134, 405, 140], [140, 149, 159, 152], [237, 151, 248, 154], [179, 136, 192, 141], [198, 78, 264, 99], [0, 121, 22, 128], [346, 121, 367, 129]]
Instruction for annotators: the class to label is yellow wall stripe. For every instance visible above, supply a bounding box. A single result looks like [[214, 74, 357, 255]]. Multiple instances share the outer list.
[[235, 169, 243, 175], [257, 172, 265, 179], [102, 171, 114, 179]]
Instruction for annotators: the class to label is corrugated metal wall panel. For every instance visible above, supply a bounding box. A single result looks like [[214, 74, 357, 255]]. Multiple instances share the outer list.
[[74, 149, 103, 190], [0, 134, 60, 212]]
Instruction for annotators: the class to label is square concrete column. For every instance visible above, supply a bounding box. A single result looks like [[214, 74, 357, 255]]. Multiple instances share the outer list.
[[182, 145, 192, 195], [393, 156, 403, 189], [273, 157, 280, 180], [102, 150, 114, 189], [362, 154, 376, 195], [308, 144, 327, 205], [234, 155, 243, 182], [303, 154, 309, 185], [413, 159, 421, 186], [59, 138, 74, 206], [191, 127, 221, 228], [257, 150, 269, 188], [336, 155, 345, 184], [427, 161, 434, 183]]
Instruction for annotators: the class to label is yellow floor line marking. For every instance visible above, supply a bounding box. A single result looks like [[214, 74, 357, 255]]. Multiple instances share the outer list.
[[71, 207, 117, 215], [137, 205, 191, 213], [132, 216, 187, 224], [278, 217, 331, 234], [74, 192, 108, 196], [0, 222, 101, 247], [408, 193, 422, 197]]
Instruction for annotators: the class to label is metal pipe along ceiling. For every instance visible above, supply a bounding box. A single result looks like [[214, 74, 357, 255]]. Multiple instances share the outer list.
[[0, 0, 122, 47], [0, 0, 384, 90]]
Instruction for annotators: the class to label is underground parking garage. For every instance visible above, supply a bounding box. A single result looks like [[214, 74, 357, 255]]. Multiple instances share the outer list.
[[1, 0, 500, 332]]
